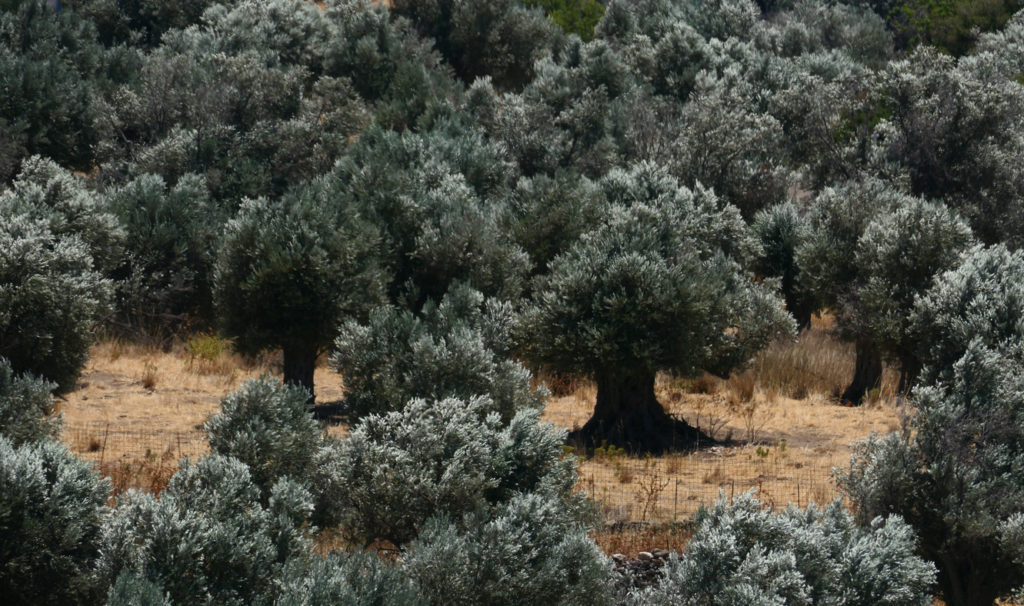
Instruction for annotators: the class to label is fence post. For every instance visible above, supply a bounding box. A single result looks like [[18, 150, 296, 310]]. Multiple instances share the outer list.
[[673, 479, 678, 522]]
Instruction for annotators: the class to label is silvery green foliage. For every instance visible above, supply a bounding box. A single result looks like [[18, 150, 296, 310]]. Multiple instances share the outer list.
[[99, 455, 313, 606], [504, 170, 609, 275], [0, 358, 60, 447], [320, 397, 583, 547], [0, 155, 124, 272], [668, 74, 792, 218], [796, 178, 903, 317], [95, 25, 363, 204], [627, 493, 935, 606], [330, 123, 526, 306], [105, 572, 170, 606], [521, 162, 793, 379], [751, 202, 815, 329], [199, 0, 333, 70], [0, 3, 102, 182], [277, 552, 424, 606], [596, 0, 756, 44], [756, 1, 892, 66], [332, 283, 543, 422], [0, 215, 111, 393], [390, 0, 563, 89], [204, 376, 327, 497], [839, 343, 1024, 606], [404, 492, 614, 606], [481, 38, 634, 177], [0, 436, 110, 606], [874, 46, 1024, 247], [322, 0, 443, 100], [910, 244, 1024, 386], [856, 198, 974, 386], [107, 173, 223, 332]]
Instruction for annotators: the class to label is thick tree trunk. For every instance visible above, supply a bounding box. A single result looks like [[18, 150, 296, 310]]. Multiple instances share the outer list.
[[841, 338, 882, 405], [569, 370, 713, 454], [785, 292, 813, 333], [939, 553, 1002, 606], [282, 343, 317, 404]]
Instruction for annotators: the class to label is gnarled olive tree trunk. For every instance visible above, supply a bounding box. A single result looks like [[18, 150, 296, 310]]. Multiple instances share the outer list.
[[841, 337, 882, 405], [570, 369, 711, 454], [282, 343, 317, 404]]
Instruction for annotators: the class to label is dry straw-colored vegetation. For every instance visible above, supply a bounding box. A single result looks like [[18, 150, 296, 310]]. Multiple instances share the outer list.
[[59, 318, 904, 553]]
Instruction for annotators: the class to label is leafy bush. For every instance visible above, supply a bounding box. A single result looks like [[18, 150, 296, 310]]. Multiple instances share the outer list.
[[0, 215, 111, 393], [391, 0, 563, 89], [910, 244, 1024, 386], [204, 376, 327, 497], [277, 551, 424, 606], [627, 493, 935, 606], [107, 173, 223, 335], [1, 155, 124, 273], [0, 358, 61, 447], [318, 397, 584, 547], [332, 283, 544, 422], [105, 572, 170, 606], [0, 436, 110, 606], [405, 493, 614, 606], [99, 455, 313, 605], [839, 342, 1024, 606]]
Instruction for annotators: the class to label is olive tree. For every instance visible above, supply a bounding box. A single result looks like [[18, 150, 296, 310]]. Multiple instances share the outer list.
[[797, 180, 971, 402], [213, 184, 385, 399], [520, 163, 794, 452], [751, 202, 815, 331], [107, 173, 223, 335], [0, 216, 111, 393], [839, 343, 1024, 606]]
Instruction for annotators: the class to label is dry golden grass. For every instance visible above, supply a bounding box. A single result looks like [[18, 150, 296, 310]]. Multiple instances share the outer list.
[[60, 338, 346, 465], [60, 325, 907, 555], [544, 322, 907, 525]]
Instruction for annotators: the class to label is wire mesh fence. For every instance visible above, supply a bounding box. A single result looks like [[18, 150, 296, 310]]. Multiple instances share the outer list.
[[65, 421, 208, 465], [63, 422, 842, 522], [576, 449, 844, 523]]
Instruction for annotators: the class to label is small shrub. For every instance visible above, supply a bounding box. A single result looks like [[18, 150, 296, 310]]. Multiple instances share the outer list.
[[204, 376, 326, 498], [277, 551, 424, 606], [105, 572, 170, 606], [186, 332, 235, 375], [404, 493, 615, 606], [318, 396, 586, 547], [0, 436, 110, 606], [332, 284, 545, 423], [0, 357, 61, 446], [99, 455, 314, 605], [139, 361, 158, 391], [626, 492, 936, 606]]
